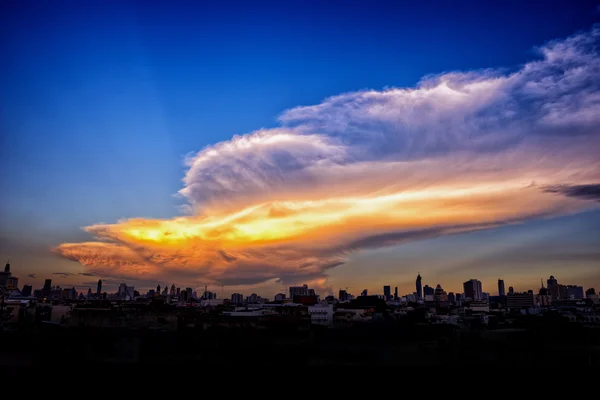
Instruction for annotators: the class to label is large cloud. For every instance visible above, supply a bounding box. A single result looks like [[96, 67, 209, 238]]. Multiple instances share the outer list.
[[55, 26, 600, 293]]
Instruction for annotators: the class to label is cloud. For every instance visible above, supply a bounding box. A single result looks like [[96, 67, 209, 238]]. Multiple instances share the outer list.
[[543, 184, 600, 202], [54, 26, 600, 293]]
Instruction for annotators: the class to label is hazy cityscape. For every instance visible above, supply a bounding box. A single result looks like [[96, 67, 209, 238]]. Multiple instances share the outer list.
[[2, 261, 599, 365], [2, 1, 600, 366]]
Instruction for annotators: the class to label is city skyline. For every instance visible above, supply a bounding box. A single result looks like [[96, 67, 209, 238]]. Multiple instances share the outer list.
[[5, 259, 591, 301], [2, 1, 600, 297]]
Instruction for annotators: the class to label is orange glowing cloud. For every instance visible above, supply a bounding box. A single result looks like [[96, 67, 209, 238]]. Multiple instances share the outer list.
[[54, 27, 600, 292]]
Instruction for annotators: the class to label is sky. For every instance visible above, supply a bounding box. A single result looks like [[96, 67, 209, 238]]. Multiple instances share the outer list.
[[1, 0, 599, 298]]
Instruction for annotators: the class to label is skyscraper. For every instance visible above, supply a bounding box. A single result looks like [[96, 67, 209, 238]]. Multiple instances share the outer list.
[[43, 279, 52, 297], [394, 287, 398, 300], [416, 273, 422, 299], [383, 285, 391, 300], [498, 279, 506, 297], [97, 279, 102, 295], [463, 279, 482, 300], [423, 285, 434, 296]]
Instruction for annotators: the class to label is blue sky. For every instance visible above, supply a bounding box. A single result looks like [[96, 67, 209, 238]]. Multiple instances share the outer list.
[[1, 0, 599, 295]]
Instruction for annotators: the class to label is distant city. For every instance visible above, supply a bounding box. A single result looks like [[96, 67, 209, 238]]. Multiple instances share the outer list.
[[2, 260, 599, 366], [1, 261, 598, 327]]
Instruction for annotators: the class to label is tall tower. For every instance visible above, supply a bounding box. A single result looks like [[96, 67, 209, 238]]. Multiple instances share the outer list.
[[416, 273, 422, 299], [4, 261, 10, 273], [498, 279, 506, 297], [97, 279, 102, 295]]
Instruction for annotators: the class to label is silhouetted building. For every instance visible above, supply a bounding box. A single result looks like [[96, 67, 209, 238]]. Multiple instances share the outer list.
[[21, 284, 32, 297], [274, 293, 286, 301], [231, 293, 244, 304], [566, 285, 584, 299], [290, 284, 309, 299], [383, 285, 391, 301], [508, 286, 514, 294], [361, 289, 368, 296], [170, 284, 176, 296], [423, 285, 434, 296], [416, 273, 422, 299], [507, 292, 552, 309], [394, 287, 398, 300], [448, 292, 455, 304], [339, 289, 348, 301], [43, 279, 52, 297], [434, 284, 448, 304], [463, 279, 482, 300], [498, 279, 505, 297]]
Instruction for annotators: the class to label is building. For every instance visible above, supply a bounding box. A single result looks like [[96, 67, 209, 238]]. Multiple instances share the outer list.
[[360, 289, 368, 296], [21, 285, 32, 297], [416, 273, 422, 299], [96, 279, 102, 295], [274, 293, 286, 301], [507, 292, 552, 309], [566, 285, 584, 299], [231, 293, 244, 304], [423, 284, 434, 296], [394, 287, 398, 300], [290, 284, 309, 299], [339, 289, 349, 301], [498, 279, 506, 297], [547, 275, 558, 294], [447, 292, 455, 304], [463, 279, 482, 301], [170, 284, 176, 296], [434, 284, 448, 304], [383, 286, 391, 301], [308, 304, 334, 326]]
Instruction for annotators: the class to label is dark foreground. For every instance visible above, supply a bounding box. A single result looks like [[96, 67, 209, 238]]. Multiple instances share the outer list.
[[2, 319, 599, 366]]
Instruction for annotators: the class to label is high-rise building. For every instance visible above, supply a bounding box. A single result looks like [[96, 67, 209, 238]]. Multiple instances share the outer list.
[[0, 262, 12, 287], [423, 284, 434, 296], [498, 279, 506, 297], [43, 279, 52, 297], [118, 283, 127, 297], [434, 284, 448, 303], [416, 273, 422, 299], [394, 287, 398, 300], [547, 275, 558, 297], [508, 286, 514, 294], [339, 289, 348, 301], [448, 292, 455, 304], [383, 285, 391, 300], [22, 284, 32, 297], [96, 279, 102, 295], [463, 279, 482, 301], [170, 284, 176, 296], [290, 284, 309, 299], [231, 293, 244, 304], [566, 285, 584, 299]]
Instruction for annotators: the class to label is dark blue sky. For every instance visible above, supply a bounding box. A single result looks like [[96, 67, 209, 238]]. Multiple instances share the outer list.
[[1, 0, 599, 293]]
